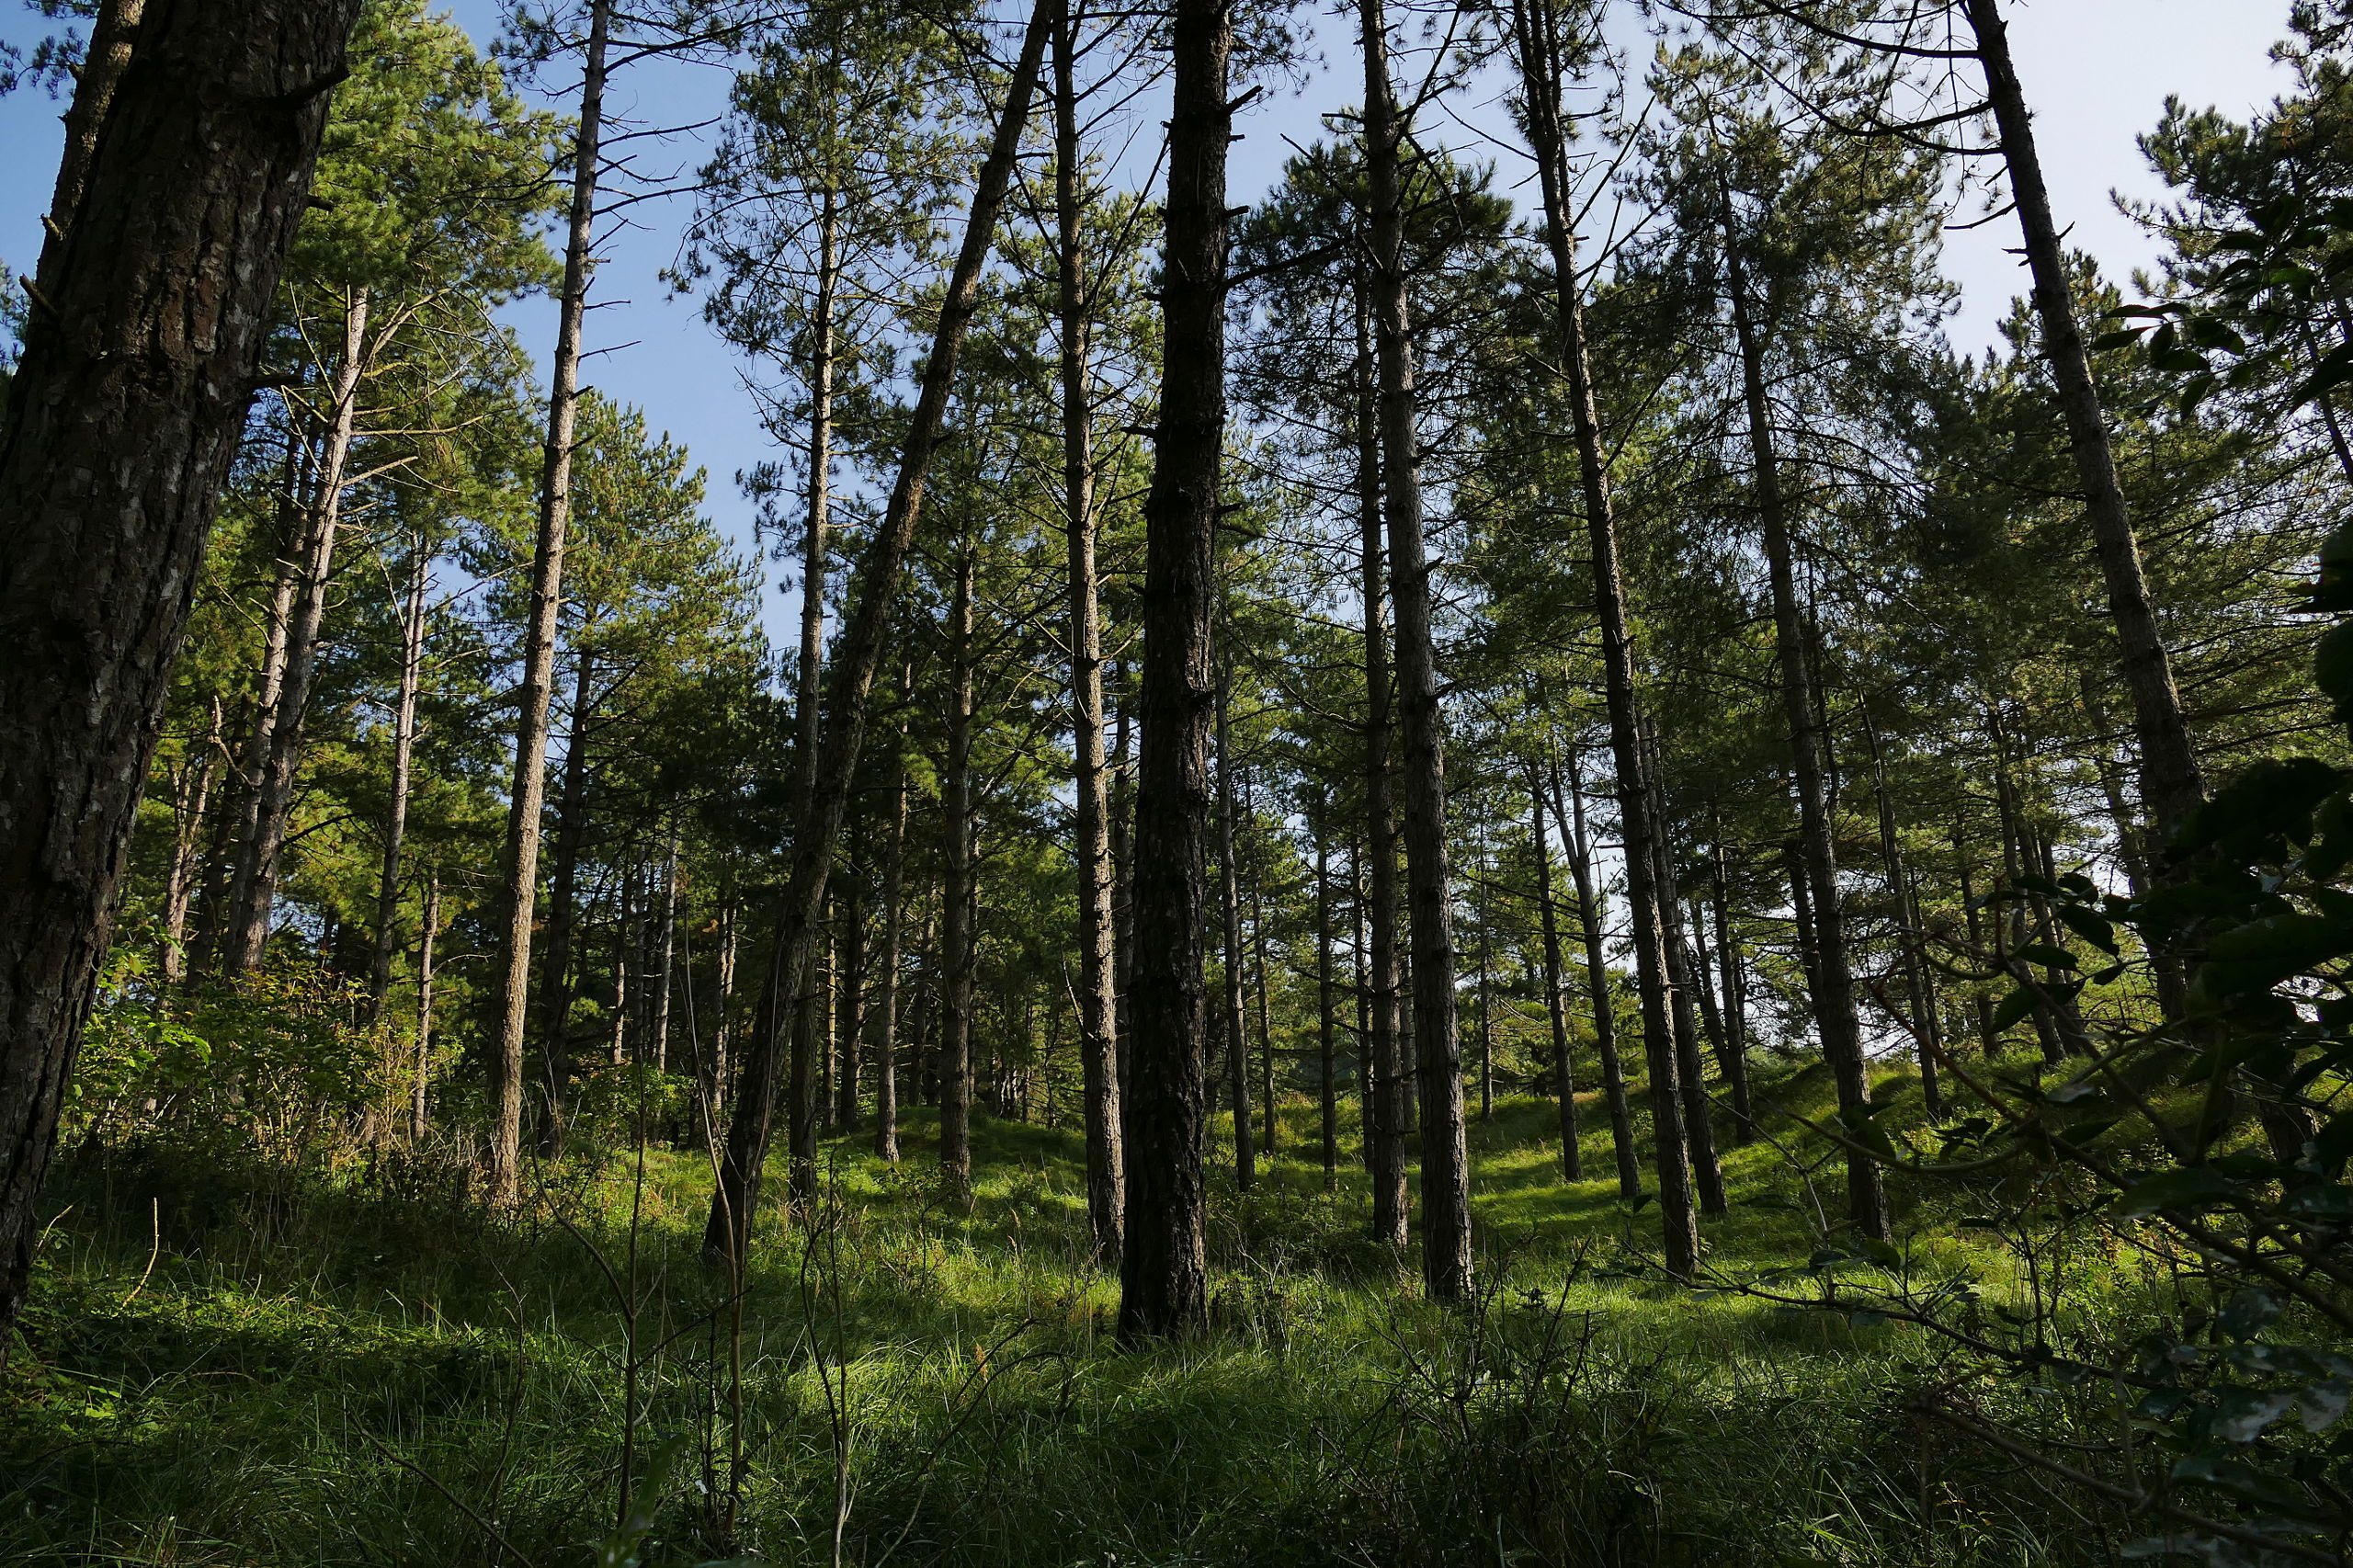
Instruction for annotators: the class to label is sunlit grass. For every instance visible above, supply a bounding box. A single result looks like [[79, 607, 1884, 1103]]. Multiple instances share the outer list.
[[3, 1063, 2109, 1565]]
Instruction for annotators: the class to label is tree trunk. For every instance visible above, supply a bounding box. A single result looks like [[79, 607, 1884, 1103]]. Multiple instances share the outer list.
[[1722, 210, 1886, 1240], [1216, 662, 1255, 1190], [31, 0, 146, 309], [701, 0, 1051, 1267], [653, 832, 679, 1074], [487, 0, 610, 1207], [160, 707, 222, 987], [536, 647, 595, 1151], [1246, 768, 1279, 1156], [412, 873, 440, 1142], [225, 283, 371, 973], [1351, 221, 1408, 1251], [940, 535, 978, 1201], [367, 535, 431, 1022], [1864, 718, 1943, 1119], [1707, 825, 1755, 1141], [1054, 1, 1124, 1256], [206, 464, 301, 973], [1315, 811, 1339, 1187], [1527, 762, 1581, 1180], [1512, 0, 1695, 1273], [1115, 0, 1229, 1342], [875, 707, 908, 1164], [1965, 0, 2206, 842], [1363, 0, 1471, 1300], [1555, 748, 1642, 1202], [0, 0, 358, 1360], [835, 881, 863, 1131], [1645, 726, 1726, 1218]]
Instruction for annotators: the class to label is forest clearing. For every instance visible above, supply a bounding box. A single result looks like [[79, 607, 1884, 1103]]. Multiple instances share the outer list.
[[2, 0, 2350, 1563]]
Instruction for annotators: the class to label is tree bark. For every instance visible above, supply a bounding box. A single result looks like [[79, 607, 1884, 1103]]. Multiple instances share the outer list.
[[1351, 215, 1408, 1251], [1965, 0, 2206, 842], [1722, 207, 1886, 1240], [1216, 661, 1255, 1189], [1555, 748, 1643, 1204], [0, 0, 358, 1361], [1512, 0, 1694, 1270], [1315, 809, 1339, 1187], [940, 533, 979, 1200], [1054, 0, 1124, 1257], [487, 0, 609, 1207], [1116, 0, 1229, 1342], [1363, 0, 1471, 1300], [1864, 718, 1943, 1119], [1706, 824, 1755, 1141], [701, 0, 1051, 1267], [874, 700, 908, 1164], [1527, 762, 1581, 1180], [224, 283, 370, 972], [367, 533, 430, 1023], [412, 872, 440, 1142], [160, 706, 222, 986], [535, 647, 594, 1152], [1645, 726, 1725, 1217]]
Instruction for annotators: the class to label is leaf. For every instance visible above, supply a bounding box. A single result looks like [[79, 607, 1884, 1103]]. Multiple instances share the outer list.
[[2118, 1166, 2241, 1217], [2218, 1287, 2281, 1343], [2016, 942, 2080, 971], [1990, 986, 2040, 1033], [2054, 902, 2120, 956]]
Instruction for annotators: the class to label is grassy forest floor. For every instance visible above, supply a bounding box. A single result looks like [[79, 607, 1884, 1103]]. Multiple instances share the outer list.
[[3, 1062, 2166, 1567]]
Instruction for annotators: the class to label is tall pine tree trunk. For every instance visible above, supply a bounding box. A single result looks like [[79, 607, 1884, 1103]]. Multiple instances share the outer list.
[[488, 0, 609, 1206], [1116, 0, 1230, 1341], [1722, 210, 1886, 1241], [875, 704, 908, 1164], [1315, 812, 1339, 1187], [536, 647, 594, 1152], [225, 284, 370, 972], [0, 0, 358, 1361], [1362, 0, 1471, 1299], [940, 535, 978, 1202], [1707, 824, 1755, 1140], [1528, 763, 1581, 1180], [1216, 661, 1255, 1190], [367, 533, 430, 1022], [1054, 0, 1124, 1256], [1352, 239, 1409, 1250], [1555, 748, 1643, 1204], [1965, 0, 2205, 842], [701, 0, 1051, 1267], [412, 873, 440, 1142], [1512, 0, 1695, 1270]]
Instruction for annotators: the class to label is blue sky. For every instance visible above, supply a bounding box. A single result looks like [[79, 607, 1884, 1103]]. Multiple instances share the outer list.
[[0, 0, 2301, 649]]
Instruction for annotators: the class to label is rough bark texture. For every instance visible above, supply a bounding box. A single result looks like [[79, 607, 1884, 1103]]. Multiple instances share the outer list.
[[1054, 0, 1124, 1258], [535, 648, 595, 1153], [1116, 0, 1229, 1342], [1363, 0, 1471, 1300], [487, 0, 609, 1206], [701, 0, 1052, 1267], [1555, 752, 1640, 1201], [0, 0, 359, 1364], [1512, 0, 1695, 1270], [1966, 0, 2206, 841]]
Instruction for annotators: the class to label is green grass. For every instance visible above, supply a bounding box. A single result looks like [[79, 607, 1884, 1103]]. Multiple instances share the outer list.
[[1, 1067, 2146, 1566]]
